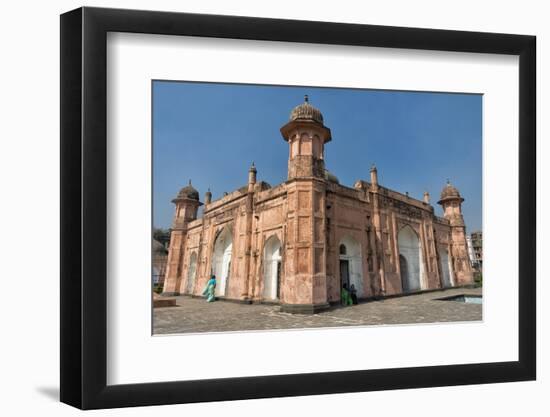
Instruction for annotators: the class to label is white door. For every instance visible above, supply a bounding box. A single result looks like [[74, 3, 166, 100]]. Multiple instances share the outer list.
[[212, 228, 233, 297], [219, 246, 232, 296], [186, 253, 197, 294], [263, 236, 282, 300], [398, 226, 422, 292], [439, 248, 453, 288]]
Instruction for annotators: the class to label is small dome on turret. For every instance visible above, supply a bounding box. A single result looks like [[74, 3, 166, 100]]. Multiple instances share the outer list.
[[289, 95, 324, 125], [324, 169, 340, 184], [438, 180, 464, 204], [175, 180, 199, 201]]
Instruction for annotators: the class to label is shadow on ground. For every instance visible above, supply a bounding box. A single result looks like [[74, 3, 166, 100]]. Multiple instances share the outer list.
[[35, 386, 59, 401]]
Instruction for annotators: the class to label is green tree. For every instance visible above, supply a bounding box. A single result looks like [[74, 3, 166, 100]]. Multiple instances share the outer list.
[[153, 227, 171, 247]]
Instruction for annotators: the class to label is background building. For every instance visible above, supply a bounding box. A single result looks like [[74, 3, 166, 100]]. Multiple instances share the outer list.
[[470, 230, 483, 271]]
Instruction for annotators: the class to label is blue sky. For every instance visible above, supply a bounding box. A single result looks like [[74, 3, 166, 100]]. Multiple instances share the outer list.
[[153, 81, 482, 232]]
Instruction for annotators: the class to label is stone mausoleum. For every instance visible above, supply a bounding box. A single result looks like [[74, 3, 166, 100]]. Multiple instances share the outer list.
[[161, 96, 474, 313]]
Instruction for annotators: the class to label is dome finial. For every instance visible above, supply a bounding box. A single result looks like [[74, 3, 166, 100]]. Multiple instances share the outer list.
[[204, 187, 212, 204], [288, 95, 324, 124], [189, 179, 192, 185], [446, 178, 450, 185]]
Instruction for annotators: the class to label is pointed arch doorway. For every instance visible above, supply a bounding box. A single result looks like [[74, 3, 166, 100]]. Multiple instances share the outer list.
[[398, 225, 423, 292], [263, 235, 282, 300], [339, 235, 364, 298], [439, 246, 453, 288], [211, 228, 233, 297]]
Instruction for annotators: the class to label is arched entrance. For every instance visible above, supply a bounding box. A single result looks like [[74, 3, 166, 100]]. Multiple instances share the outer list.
[[211, 227, 233, 297], [339, 235, 364, 298], [398, 225, 423, 292], [439, 246, 453, 288], [186, 252, 198, 294], [263, 235, 282, 300]]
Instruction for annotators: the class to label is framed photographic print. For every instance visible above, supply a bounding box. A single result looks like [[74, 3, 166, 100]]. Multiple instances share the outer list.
[[60, 6, 536, 410]]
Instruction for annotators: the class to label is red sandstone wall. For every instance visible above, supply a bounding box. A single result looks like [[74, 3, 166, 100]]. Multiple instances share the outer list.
[[167, 176, 470, 305]]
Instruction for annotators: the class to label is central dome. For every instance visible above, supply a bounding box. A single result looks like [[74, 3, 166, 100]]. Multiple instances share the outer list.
[[289, 95, 324, 124]]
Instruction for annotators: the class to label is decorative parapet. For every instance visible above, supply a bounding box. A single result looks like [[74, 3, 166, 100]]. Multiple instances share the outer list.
[[203, 187, 248, 213], [378, 186, 432, 211], [255, 182, 286, 204], [326, 181, 364, 199], [186, 218, 204, 230], [434, 216, 450, 225]]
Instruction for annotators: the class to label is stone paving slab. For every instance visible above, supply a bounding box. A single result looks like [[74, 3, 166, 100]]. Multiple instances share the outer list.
[[153, 287, 482, 335]]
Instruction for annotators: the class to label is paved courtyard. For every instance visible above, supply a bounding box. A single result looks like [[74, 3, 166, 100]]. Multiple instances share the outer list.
[[153, 287, 482, 335]]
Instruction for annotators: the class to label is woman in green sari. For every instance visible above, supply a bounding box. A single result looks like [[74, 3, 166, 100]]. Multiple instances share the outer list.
[[341, 283, 353, 306], [202, 275, 217, 302]]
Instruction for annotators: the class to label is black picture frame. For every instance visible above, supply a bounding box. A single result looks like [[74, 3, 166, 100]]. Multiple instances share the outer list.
[[60, 6, 536, 410]]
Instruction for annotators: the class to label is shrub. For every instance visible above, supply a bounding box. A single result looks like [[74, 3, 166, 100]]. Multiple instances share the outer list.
[[474, 272, 483, 287]]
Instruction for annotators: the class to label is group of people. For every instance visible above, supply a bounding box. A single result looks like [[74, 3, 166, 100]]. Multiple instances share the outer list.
[[341, 283, 358, 306], [204, 274, 358, 307]]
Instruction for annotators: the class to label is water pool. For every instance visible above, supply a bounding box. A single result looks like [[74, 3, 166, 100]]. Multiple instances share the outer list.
[[437, 294, 482, 304]]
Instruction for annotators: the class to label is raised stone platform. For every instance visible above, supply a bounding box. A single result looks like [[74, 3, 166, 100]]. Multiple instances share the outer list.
[[153, 292, 177, 308]]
